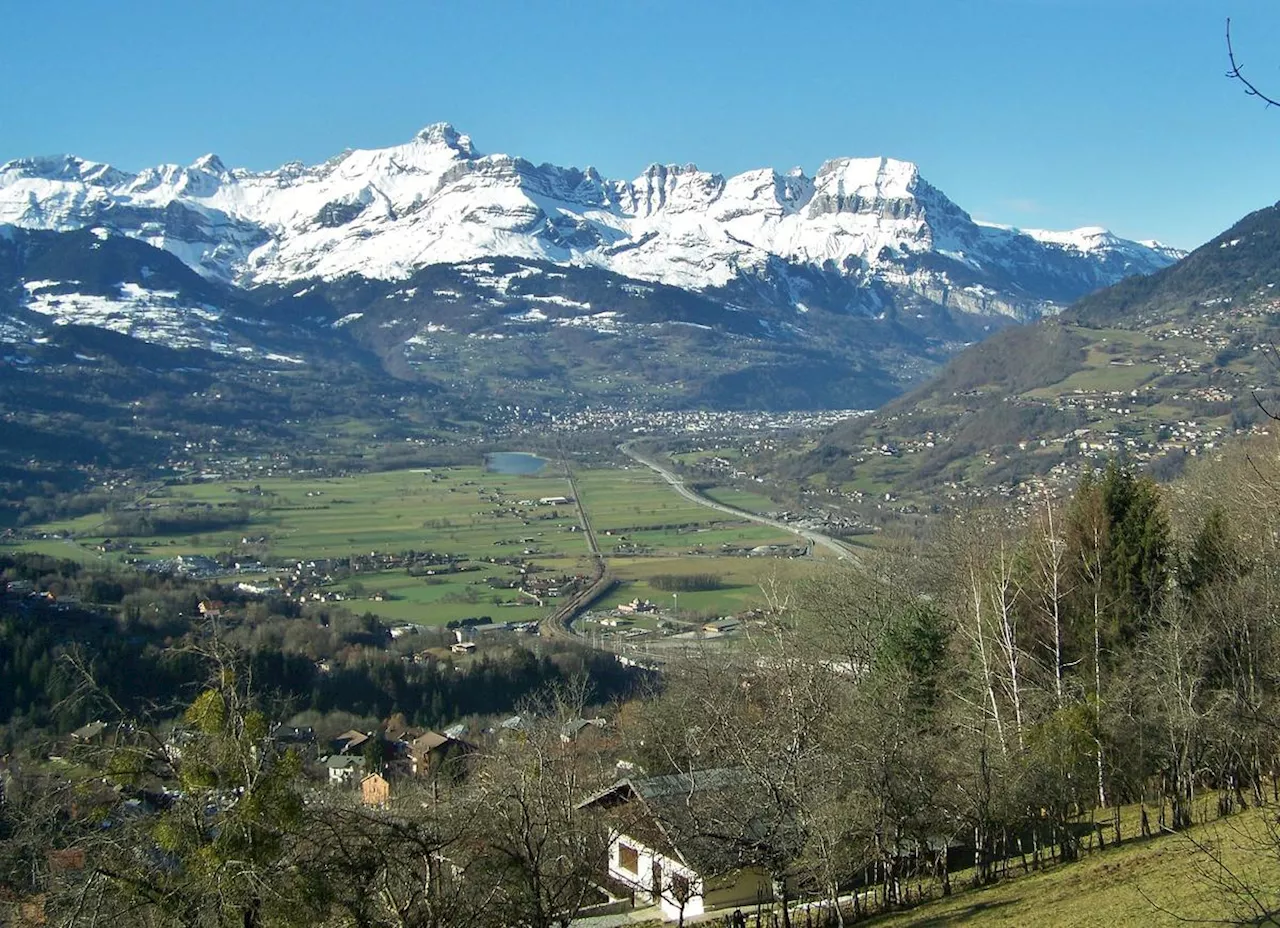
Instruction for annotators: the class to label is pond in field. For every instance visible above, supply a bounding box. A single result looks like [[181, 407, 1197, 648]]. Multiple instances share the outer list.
[[485, 452, 551, 475]]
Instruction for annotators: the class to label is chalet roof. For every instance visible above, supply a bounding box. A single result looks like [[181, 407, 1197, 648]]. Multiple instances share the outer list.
[[71, 720, 108, 741], [334, 730, 370, 752], [384, 722, 423, 744], [561, 717, 606, 740], [273, 726, 315, 743], [326, 754, 366, 770], [703, 618, 741, 631], [578, 768, 741, 810], [412, 731, 450, 752], [578, 768, 780, 877]]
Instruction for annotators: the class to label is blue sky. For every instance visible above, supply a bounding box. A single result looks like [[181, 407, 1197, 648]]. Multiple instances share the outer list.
[[4, 0, 1280, 250]]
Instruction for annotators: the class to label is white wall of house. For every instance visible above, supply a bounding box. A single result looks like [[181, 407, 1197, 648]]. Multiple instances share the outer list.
[[328, 763, 361, 785], [607, 833, 704, 921]]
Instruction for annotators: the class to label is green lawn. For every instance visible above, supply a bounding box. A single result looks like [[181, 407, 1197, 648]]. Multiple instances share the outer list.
[[26, 466, 577, 563], [595, 555, 808, 619], [671, 448, 744, 464], [1, 538, 111, 564], [18, 466, 583, 625], [1024, 358, 1161, 398], [330, 567, 547, 625]]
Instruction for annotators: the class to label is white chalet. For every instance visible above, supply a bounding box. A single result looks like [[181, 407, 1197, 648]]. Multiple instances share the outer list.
[[324, 754, 366, 785], [577, 769, 773, 922]]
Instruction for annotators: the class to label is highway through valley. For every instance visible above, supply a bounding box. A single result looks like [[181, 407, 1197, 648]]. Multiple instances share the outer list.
[[538, 446, 862, 652], [617, 442, 862, 563]]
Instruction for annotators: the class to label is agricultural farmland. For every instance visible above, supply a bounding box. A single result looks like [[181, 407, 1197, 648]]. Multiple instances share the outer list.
[[13, 457, 820, 628], [572, 465, 795, 555]]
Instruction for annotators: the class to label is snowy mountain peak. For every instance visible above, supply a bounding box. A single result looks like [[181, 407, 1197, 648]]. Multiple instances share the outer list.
[[190, 153, 228, 175], [414, 122, 475, 155], [0, 154, 131, 188], [815, 156, 920, 201], [1022, 225, 1156, 256], [0, 126, 1183, 316]]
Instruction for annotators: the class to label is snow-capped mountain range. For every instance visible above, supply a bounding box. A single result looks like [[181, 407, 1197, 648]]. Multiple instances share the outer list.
[[0, 125, 1195, 412], [0, 124, 1181, 319]]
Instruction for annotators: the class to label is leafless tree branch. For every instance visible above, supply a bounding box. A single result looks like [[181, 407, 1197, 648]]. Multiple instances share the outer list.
[[1227, 17, 1280, 108]]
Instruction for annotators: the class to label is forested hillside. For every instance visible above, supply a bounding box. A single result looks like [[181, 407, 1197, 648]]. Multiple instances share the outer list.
[[772, 201, 1280, 523]]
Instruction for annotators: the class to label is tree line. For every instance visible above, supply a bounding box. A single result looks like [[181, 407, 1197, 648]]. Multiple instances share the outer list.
[[0, 555, 647, 751]]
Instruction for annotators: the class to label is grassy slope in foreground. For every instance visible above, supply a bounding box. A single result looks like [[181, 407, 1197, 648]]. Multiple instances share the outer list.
[[866, 810, 1279, 928]]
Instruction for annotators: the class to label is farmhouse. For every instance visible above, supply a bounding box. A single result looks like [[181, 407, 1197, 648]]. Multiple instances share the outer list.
[[332, 730, 371, 755], [577, 769, 774, 922], [324, 754, 365, 785], [616, 598, 657, 616], [560, 717, 608, 744], [538, 496, 572, 506], [409, 730, 475, 779], [361, 772, 391, 807]]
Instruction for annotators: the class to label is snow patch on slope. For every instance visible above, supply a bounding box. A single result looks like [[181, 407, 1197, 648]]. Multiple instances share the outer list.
[[16, 280, 287, 358]]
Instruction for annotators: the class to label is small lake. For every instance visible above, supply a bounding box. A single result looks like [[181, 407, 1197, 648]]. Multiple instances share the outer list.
[[485, 452, 551, 475]]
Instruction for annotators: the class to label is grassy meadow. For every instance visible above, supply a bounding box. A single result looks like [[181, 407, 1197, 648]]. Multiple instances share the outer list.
[[595, 555, 803, 619], [701, 484, 779, 514], [27, 466, 578, 561], [15, 458, 823, 625], [864, 809, 1280, 928], [573, 466, 793, 554]]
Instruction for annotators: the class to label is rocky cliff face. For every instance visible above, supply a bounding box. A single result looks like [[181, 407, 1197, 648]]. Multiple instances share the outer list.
[[0, 124, 1181, 322]]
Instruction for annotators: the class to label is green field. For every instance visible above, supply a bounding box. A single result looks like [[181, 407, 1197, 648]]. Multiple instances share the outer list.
[[1024, 348, 1161, 396], [4, 538, 112, 565], [574, 466, 793, 554], [30, 466, 580, 559], [329, 567, 548, 625], [17, 460, 823, 626], [701, 485, 779, 514], [596, 556, 804, 619]]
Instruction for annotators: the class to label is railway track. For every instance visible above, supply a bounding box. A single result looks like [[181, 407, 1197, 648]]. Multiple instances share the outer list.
[[538, 457, 614, 643]]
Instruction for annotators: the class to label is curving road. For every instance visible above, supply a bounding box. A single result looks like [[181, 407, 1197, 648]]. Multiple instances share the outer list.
[[617, 443, 862, 563], [538, 447, 861, 650]]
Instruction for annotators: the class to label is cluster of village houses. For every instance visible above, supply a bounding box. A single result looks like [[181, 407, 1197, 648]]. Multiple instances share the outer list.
[[592, 599, 751, 643], [52, 710, 828, 923], [504, 406, 866, 438], [268, 717, 768, 922]]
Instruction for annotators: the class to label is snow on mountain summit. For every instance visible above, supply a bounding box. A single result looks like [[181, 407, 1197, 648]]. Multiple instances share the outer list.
[[0, 127, 1182, 313], [414, 122, 476, 155], [813, 156, 920, 202]]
